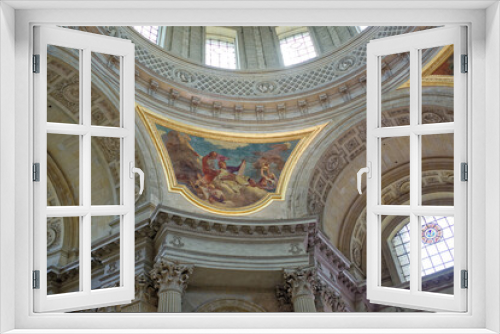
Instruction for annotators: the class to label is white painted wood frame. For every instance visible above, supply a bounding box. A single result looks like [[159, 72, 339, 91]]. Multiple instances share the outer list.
[[0, 2, 495, 333], [33, 26, 136, 312], [366, 26, 467, 312]]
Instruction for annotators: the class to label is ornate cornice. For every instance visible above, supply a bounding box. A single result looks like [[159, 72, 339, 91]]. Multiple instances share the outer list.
[[150, 205, 317, 238]]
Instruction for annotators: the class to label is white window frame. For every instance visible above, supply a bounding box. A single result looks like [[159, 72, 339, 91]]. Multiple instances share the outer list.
[[0, 2, 498, 334], [365, 26, 467, 312], [33, 26, 137, 312]]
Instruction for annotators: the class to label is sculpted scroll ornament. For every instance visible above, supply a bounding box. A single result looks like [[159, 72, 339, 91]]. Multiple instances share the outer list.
[[336, 56, 356, 71], [254, 81, 279, 95], [307, 192, 324, 215], [174, 69, 196, 84]]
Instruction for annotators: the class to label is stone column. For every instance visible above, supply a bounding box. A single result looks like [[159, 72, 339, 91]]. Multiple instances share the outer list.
[[284, 267, 317, 312], [150, 258, 193, 313]]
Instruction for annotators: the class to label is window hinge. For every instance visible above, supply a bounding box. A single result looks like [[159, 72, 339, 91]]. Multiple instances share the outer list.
[[461, 54, 468, 73], [33, 163, 40, 182], [461, 162, 468, 181], [33, 54, 40, 73], [461, 270, 468, 289], [33, 270, 40, 289]]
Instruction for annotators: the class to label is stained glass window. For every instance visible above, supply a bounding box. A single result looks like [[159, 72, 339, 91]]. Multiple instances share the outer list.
[[279, 32, 317, 66], [133, 26, 159, 44], [205, 38, 237, 69], [391, 216, 455, 282]]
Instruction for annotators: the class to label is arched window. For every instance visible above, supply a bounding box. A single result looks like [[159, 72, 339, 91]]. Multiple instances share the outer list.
[[391, 216, 455, 283], [276, 27, 317, 66], [133, 26, 159, 44], [205, 27, 238, 70]]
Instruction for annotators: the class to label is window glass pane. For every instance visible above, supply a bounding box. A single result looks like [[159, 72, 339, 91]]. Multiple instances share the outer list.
[[47, 134, 80, 206], [47, 45, 80, 124], [91, 216, 121, 290], [47, 217, 80, 295], [205, 38, 237, 69], [91, 137, 121, 206], [279, 32, 317, 66], [381, 137, 410, 205], [133, 26, 159, 43], [380, 52, 410, 127], [420, 216, 454, 295], [421, 45, 454, 124], [383, 215, 410, 289], [389, 216, 455, 295], [91, 52, 121, 127], [421, 133, 454, 206]]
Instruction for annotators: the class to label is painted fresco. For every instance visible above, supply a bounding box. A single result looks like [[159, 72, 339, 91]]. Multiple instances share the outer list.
[[156, 124, 299, 208]]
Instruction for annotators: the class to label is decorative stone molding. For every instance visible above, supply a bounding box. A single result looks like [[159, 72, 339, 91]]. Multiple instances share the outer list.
[[275, 285, 293, 312], [148, 80, 159, 96], [319, 93, 329, 110], [150, 258, 194, 313], [212, 101, 222, 118], [169, 89, 179, 106], [314, 284, 346, 312], [297, 100, 308, 114], [93, 26, 423, 98], [277, 104, 286, 120], [255, 105, 265, 120], [284, 267, 317, 312], [150, 258, 194, 294], [190, 96, 200, 113], [150, 206, 317, 238], [284, 268, 316, 298]]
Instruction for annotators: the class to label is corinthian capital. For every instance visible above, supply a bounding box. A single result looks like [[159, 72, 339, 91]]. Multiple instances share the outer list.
[[284, 267, 317, 300], [149, 258, 194, 294]]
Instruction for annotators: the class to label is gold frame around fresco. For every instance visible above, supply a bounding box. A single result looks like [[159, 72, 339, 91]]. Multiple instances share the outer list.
[[398, 44, 454, 89], [136, 105, 328, 216]]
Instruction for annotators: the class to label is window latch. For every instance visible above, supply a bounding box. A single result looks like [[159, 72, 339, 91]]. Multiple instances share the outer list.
[[357, 162, 372, 195]]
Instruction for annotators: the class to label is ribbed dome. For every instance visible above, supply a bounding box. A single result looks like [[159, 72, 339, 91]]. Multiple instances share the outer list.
[[132, 26, 365, 70]]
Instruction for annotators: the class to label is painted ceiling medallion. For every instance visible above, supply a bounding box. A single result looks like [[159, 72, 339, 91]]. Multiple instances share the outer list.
[[137, 105, 327, 215], [421, 222, 443, 245]]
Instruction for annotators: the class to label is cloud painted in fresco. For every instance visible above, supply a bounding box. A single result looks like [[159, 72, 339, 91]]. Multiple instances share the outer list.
[[204, 138, 249, 150]]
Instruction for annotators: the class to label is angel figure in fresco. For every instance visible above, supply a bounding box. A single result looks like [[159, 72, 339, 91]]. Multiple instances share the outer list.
[[258, 162, 277, 190]]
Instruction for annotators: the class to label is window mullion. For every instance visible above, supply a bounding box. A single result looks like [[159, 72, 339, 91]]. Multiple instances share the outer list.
[[82, 47, 92, 294], [409, 47, 421, 294]]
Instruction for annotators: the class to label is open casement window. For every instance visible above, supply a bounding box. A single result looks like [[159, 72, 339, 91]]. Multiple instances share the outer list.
[[33, 26, 142, 312], [362, 26, 467, 312]]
